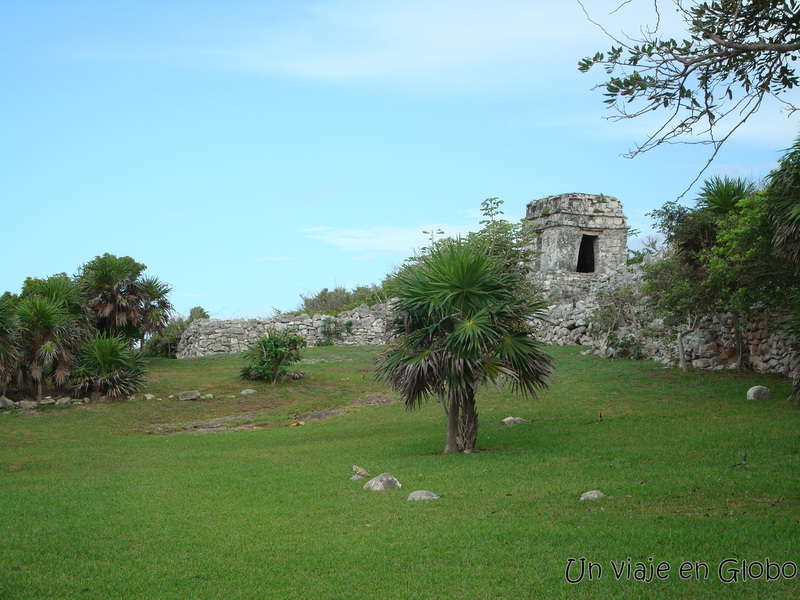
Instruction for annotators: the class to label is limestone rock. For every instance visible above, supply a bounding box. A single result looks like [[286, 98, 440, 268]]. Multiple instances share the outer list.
[[55, 396, 73, 406], [144, 394, 156, 401], [352, 465, 371, 478], [20, 400, 37, 409], [407, 490, 440, 501], [501, 416, 531, 426], [201, 394, 214, 399], [39, 397, 56, 405], [580, 490, 605, 500], [240, 389, 257, 396], [177, 390, 201, 401], [363, 473, 402, 491], [746, 385, 771, 400], [0, 396, 13, 409]]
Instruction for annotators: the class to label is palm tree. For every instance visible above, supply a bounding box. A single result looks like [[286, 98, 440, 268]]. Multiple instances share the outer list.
[[374, 238, 552, 453], [16, 295, 82, 401], [767, 134, 800, 400], [77, 254, 148, 339], [71, 333, 148, 400], [696, 175, 756, 214], [0, 296, 20, 394], [138, 276, 174, 349]]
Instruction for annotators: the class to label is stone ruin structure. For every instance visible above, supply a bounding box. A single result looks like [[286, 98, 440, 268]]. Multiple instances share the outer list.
[[177, 191, 796, 378], [525, 193, 628, 300]]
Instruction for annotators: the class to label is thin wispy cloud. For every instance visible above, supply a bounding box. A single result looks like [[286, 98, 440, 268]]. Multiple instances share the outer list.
[[74, 1, 613, 92], [301, 222, 476, 254]]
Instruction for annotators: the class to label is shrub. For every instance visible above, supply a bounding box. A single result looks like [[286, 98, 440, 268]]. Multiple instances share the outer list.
[[71, 334, 148, 399], [144, 306, 209, 359], [240, 330, 306, 384]]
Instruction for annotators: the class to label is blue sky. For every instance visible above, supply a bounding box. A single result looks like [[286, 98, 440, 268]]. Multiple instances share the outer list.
[[2, 1, 797, 318]]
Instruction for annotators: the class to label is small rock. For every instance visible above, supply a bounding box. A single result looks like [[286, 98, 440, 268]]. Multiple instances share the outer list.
[[352, 465, 371, 478], [39, 397, 56, 405], [177, 390, 201, 401], [0, 396, 13, 409], [501, 416, 531, 426], [240, 389, 257, 395], [349, 474, 365, 481], [20, 400, 37, 410], [144, 394, 156, 401], [201, 394, 214, 399], [363, 473, 402, 491], [168, 394, 175, 399], [407, 490, 440, 501], [55, 397, 72, 406], [580, 490, 605, 500], [746, 386, 771, 400]]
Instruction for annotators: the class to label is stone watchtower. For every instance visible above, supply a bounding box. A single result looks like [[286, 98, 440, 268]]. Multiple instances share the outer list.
[[525, 193, 628, 299]]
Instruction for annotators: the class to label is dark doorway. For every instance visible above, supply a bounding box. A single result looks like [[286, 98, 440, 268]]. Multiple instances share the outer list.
[[576, 235, 597, 273]]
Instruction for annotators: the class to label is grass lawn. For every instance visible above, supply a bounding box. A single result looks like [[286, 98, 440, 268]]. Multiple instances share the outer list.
[[1, 345, 798, 599]]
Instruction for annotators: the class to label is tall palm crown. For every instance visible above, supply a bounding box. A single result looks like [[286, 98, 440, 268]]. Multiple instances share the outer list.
[[76, 254, 168, 340], [375, 238, 551, 453], [696, 176, 756, 215]]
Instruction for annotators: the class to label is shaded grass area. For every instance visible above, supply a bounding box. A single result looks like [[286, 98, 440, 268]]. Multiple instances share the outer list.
[[1, 346, 798, 599]]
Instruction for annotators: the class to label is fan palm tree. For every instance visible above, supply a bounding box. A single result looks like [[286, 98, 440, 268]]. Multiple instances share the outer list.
[[71, 333, 147, 400], [0, 296, 20, 394], [16, 295, 82, 401], [767, 134, 800, 400], [138, 276, 174, 349], [77, 254, 148, 339], [696, 175, 756, 214], [374, 238, 552, 453]]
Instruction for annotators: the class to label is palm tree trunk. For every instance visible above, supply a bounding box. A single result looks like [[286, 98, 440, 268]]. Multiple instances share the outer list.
[[443, 394, 461, 453], [459, 391, 479, 454]]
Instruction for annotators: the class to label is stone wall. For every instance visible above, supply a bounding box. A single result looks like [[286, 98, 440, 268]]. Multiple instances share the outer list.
[[529, 262, 797, 376], [177, 303, 393, 358]]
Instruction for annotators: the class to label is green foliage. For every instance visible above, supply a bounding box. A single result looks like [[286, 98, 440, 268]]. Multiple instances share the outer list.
[[71, 334, 148, 400], [1, 254, 172, 399], [705, 194, 798, 312], [765, 135, 800, 399], [696, 176, 756, 214], [769, 134, 800, 264], [144, 306, 209, 359], [316, 317, 342, 347], [298, 284, 389, 316], [589, 285, 648, 357], [240, 330, 307, 384], [15, 284, 85, 401], [375, 237, 551, 453], [76, 253, 173, 342], [0, 295, 20, 391]]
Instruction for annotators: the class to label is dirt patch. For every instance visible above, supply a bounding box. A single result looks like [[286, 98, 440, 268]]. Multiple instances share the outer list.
[[356, 393, 396, 406], [298, 407, 347, 421], [146, 412, 263, 435]]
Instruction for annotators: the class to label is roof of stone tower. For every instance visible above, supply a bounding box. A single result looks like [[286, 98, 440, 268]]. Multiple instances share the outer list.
[[525, 193, 627, 231]]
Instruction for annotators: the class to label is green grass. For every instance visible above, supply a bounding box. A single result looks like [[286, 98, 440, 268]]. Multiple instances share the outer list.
[[1, 346, 798, 599]]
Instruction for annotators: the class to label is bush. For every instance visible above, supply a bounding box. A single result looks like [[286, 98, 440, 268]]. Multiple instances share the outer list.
[[144, 306, 209, 359], [71, 334, 148, 399], [240, 330, 306, 384]]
